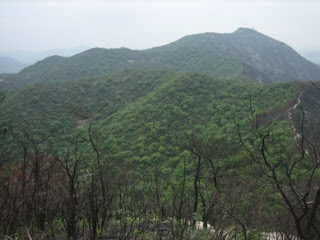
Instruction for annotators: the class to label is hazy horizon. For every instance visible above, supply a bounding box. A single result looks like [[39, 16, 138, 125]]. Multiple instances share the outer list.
[[1, 0, 320, 53]]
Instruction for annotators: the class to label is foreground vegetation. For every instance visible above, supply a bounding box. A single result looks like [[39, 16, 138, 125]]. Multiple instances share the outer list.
[[0, 71, 319, 239]]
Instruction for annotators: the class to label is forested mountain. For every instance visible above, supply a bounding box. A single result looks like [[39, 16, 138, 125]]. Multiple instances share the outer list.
[[1, 68, 319, 239], [0, 70, 295, 155], [1, 28, 320, 89], [206, 28, 320, 83], [0, 29, 320, 239]]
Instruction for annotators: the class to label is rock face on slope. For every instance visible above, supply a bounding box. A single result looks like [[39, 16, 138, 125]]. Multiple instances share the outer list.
[[1, 28, 320, 89]]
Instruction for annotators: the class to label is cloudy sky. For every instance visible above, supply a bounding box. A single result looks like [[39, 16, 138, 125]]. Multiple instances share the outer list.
[[0, 0, 319, 53]]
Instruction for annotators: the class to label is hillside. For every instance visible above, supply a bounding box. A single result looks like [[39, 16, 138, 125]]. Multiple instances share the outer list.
[[0, 46, 243, 89], [1, 69, 320, 239], [0, 69, 296, 158], [1, 28, 320, 89], [1, 28, 320, 238]]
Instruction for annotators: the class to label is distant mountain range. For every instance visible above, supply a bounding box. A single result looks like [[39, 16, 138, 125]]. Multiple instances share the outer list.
[[1, 28, 320, 88], [302, 50, 320, 65], [0, 56, 28, 74], [0, 46, 90, 74]]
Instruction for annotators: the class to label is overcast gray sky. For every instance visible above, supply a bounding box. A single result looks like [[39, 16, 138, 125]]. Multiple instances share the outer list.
[[0, 0, 319, 53]]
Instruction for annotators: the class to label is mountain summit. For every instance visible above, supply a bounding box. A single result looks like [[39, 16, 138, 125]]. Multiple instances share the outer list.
[[207, 27, 320, 83], [1, 28, 320, 88]]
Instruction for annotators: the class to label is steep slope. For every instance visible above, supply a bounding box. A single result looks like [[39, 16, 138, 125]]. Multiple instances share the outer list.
[[1, 28, 319, 89]]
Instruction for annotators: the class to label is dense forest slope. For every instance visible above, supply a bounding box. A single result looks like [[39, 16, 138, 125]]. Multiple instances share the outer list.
[[0, 70, 296, 159], [1, 27, 320, 239], [1, 70, 319, 239], [1, 28, 320, 89]]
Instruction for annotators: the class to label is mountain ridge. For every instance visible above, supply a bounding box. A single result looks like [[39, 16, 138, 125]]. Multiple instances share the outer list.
[[208, 28, 320, 82], [1, 28, 319, 89]]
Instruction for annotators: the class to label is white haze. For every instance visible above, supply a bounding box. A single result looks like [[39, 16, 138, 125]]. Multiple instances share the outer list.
[[0, 0, 319, 54]]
